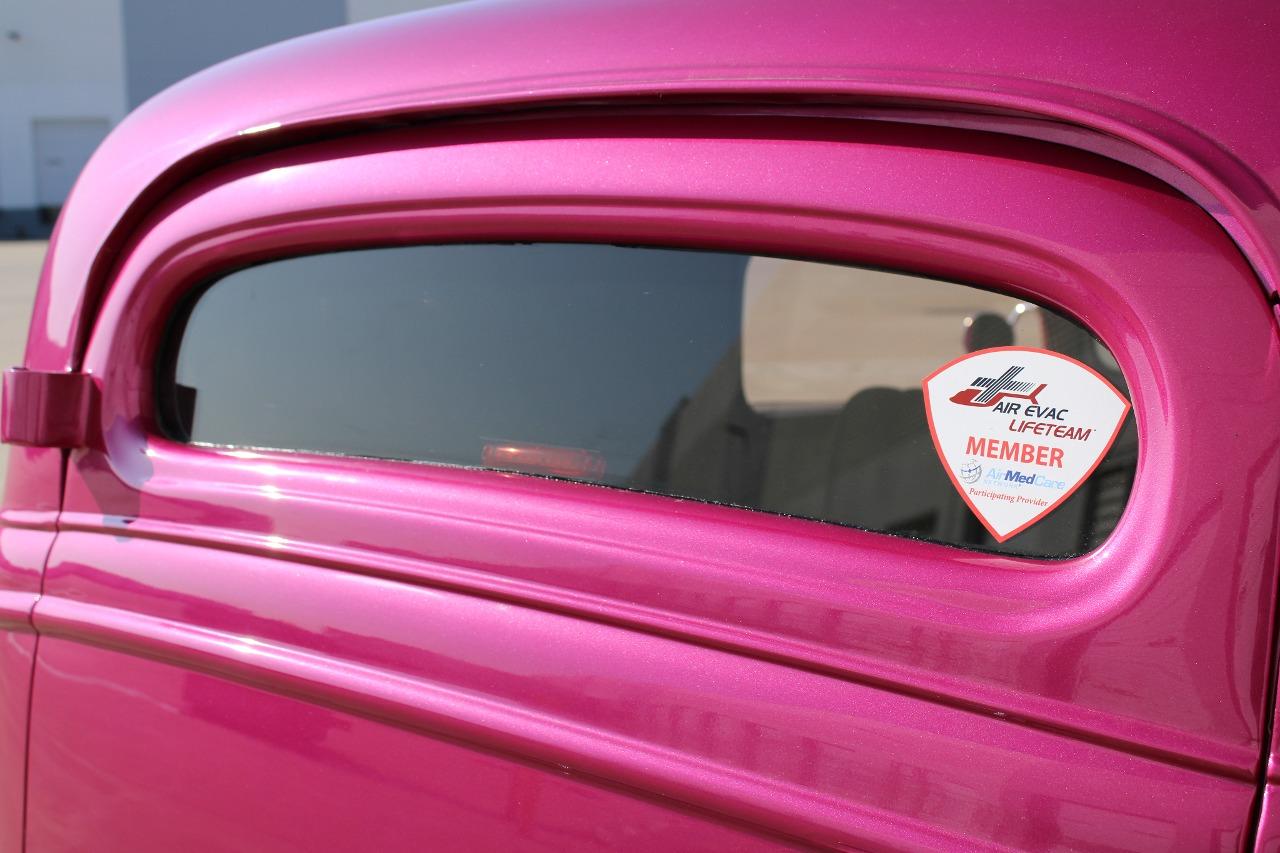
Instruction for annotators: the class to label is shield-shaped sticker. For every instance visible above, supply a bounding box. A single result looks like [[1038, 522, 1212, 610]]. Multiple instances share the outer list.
[[922, 346, 1131, 542]]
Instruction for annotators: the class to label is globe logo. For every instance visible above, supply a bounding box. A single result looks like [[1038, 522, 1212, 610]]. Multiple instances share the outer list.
[[958, 459, 983, 484]]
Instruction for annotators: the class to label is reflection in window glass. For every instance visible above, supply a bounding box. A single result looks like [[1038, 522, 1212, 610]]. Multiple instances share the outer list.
[[163, 244, 1135, 556], [742, 257, 1050, 411]]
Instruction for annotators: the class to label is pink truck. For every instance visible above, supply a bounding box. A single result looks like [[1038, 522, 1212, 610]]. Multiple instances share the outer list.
[[2, 0, 1280, 849]]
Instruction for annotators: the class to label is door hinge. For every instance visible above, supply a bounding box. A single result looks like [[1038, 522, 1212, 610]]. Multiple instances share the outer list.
[[1, 368, 96, 449]]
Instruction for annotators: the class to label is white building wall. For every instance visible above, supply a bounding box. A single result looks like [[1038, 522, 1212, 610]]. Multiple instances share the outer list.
[[0, 0, 127, 213], [0, 0, 467, 230], [346, 0, 462, 24]]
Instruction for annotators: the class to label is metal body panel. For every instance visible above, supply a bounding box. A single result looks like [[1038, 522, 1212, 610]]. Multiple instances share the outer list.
[[27, 638, 801, 852], [0, 385, 73, 827], [1, 369, 97, 448], [0, 524, 49, 852], [16, 117, 1275, 847], [1255, 788, 1280, 853], [28, 534, 1253, 850]]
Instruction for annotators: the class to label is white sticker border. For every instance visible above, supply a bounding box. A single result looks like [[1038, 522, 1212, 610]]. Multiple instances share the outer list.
[[921, 345, 1133, 543]]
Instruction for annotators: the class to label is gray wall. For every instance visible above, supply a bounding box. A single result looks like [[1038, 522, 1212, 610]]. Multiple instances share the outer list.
[[122, 0, 346, 108]]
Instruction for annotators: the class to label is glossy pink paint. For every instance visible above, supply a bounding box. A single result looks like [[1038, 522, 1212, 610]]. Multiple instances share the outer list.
[[27, 535, 1254, 850], [15, 112, 1274, 848], [0, 523, 48, 852], [3, 1, 1279, 849], [1259, 791, 1280, 853], [1, 370, 97, 448], [28, 636, 805, 852]]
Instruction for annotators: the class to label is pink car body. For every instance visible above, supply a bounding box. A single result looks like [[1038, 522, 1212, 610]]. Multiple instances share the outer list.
[[3, 0, 1280, 849]]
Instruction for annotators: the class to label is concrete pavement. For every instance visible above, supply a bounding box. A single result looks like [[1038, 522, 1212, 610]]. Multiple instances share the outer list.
[[0, 242, 47, 489]]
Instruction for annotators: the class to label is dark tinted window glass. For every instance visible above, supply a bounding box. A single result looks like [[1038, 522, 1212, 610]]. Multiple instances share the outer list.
[[163, 244, 1135, 556]]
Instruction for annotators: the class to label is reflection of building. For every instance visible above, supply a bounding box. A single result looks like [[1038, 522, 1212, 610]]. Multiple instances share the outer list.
[[633, 262, 1137, 556], [632, 342, 973, 541], [0, 0, 460, 237], [632, 343, 771, 510]]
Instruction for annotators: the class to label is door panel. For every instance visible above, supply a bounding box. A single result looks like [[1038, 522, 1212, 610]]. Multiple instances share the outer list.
[[0, 524, 42, 852], [0, 467, 56, 853], [28, 116, 1280, 847], [28, 532, 1254, 850], [26, 638, 802, 852]]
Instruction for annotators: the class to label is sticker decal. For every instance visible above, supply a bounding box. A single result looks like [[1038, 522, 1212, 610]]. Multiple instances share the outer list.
[[922, 347, 1131, 542]]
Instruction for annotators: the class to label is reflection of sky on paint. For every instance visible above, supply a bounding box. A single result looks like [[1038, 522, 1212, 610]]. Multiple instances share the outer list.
[[0, 530, 23, 569], [178, 244, 746, 480]]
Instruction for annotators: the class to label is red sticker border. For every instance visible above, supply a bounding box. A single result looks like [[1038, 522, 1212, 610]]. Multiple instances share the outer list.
[[921, 345, 1133, 544]]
